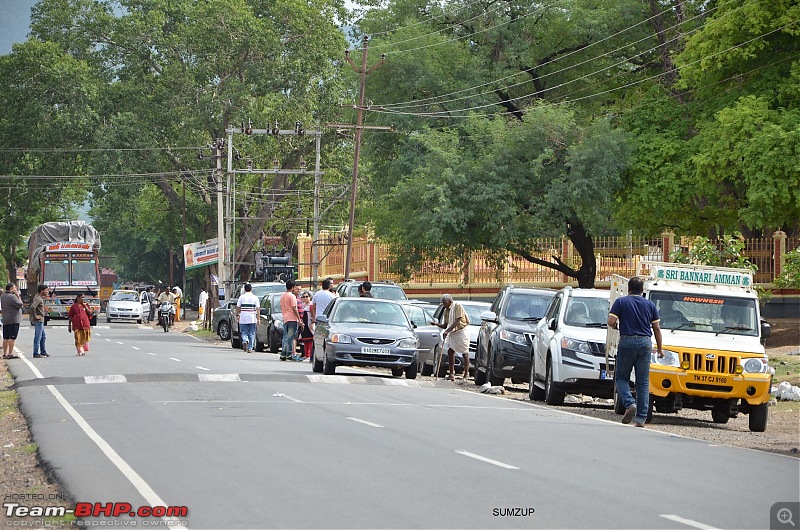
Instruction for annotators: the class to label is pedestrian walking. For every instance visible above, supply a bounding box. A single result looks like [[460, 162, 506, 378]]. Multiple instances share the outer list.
[[279, 279, 303, 361], [198, 286, 208, 322], [29, 284, 50, 358], [236, 283, 259, 353], [68, 292, 94, 356], [432, 294, 470, 381], [1, 283, 23, 360], [607, 277, 663, 427]]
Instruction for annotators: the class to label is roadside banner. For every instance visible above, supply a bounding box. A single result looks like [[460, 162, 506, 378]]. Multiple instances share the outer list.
[[183, 239, 219, 270]]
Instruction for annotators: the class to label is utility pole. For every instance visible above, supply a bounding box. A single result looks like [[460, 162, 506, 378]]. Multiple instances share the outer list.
[[214, 138, 226, 301], [339, 35, 390, 280], [312, 127, 322, 289]]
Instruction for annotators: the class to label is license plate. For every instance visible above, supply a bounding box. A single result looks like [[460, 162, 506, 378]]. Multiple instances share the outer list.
[[600, 370, 612, 380], [692, 374, 729, 384], [361, 347, 390, 354]]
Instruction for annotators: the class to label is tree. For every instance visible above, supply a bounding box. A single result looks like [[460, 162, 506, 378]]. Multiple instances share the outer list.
[[26, 0, 353, 281], [371, 108, 631, 287], [0, 40, 95, 282]]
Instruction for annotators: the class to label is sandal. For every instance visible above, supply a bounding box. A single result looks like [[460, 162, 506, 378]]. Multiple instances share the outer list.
[[3, 355, 19, 359]]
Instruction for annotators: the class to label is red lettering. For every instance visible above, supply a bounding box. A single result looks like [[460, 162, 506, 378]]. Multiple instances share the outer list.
[[113, 502, 132, 517], [74, 503, 92, 517]]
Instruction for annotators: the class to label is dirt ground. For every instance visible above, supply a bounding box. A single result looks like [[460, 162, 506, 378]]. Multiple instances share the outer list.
[[1, 318, 798, 527]]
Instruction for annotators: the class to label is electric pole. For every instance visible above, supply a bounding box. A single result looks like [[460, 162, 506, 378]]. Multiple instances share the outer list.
[[339, 36, 391, 280]]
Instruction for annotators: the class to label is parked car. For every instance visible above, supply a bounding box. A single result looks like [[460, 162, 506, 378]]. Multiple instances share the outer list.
[[231, 282, 286, 348], [312, 297, 419, 378], [213, 301, 236, 340], [336, 279, 408, 300], [396, 301, 441, 375], [106, 290, 147, 324], [427, 300, 491, 376], [531, 287, 612, 404], [255, 293, 284, 353], [474, 286, 556, 387]]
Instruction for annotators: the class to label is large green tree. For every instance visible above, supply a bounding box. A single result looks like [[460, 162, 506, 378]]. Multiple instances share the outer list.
[[24, 0, 353, 283]]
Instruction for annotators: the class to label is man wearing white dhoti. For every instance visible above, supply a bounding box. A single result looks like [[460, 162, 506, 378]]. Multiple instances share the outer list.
[[433, 294, 470, 381]]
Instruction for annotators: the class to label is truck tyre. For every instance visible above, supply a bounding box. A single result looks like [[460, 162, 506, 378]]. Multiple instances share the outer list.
[[545, 359, 565, 405], [748, 403, 768, 432]]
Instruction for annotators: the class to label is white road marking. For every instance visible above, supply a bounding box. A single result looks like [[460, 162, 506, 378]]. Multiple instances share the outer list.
[[132, 347, 140, 350], [148, 352, 157, 356], [85, 375, 127, 384], [383, 379, 423, 387], [198, 374, 241, 382], [195, 366, 211, 371], [306, 375, 353, 384], [169, 357, 182, 362], [15, 350, 184, 526], [105, 338, 111, 341], [281, 394, 304, 403], [456, 450, 519, 470], [660, 515, 721, 530], [116, 341, 124, 345], [347, 417, 384, 428]]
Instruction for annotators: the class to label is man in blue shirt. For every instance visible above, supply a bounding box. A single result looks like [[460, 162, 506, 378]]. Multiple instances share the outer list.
[[608, 277, 663, 427]]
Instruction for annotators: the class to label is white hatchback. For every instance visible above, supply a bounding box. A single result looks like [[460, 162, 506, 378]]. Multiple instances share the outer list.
[[106, 290, 146, 323]]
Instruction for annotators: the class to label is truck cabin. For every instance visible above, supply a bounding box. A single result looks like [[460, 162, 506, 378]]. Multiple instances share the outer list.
[[649, 292, 759, 337], [42, 254, 98, 287]]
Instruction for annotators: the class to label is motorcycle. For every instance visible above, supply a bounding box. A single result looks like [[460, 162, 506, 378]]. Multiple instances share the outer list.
[[158, 300, 173, 332]]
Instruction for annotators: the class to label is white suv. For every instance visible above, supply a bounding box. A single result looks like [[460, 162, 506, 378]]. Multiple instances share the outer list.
[[530, 287, 612, 404]]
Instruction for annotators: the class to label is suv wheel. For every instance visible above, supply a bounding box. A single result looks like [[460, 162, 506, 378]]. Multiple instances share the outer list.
[[528, 357, 545, 401], [544, 358, 565, 405], [487, 348, 504, 387]]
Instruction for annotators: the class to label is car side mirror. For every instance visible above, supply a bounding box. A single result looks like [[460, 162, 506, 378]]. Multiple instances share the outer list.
[[410, 320, 418, 329], [548, 318, 557, 331], [316, 315, 328, 324], [761, 320, 771, 339], [480, 310, 498, 323], [260, 308, 268, 316]]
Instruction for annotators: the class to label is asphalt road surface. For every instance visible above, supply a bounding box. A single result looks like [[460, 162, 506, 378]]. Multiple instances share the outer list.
[[8, 322, 800, 529]]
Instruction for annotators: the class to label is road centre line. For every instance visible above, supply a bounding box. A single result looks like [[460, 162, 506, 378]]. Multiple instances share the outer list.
[[195, 366, 210, 371], [169, 358, 182, 362], [456, 450, 519, 470], [148, 352, 156, 356], [131, 346, 140, 350], [347, 417, 384, 428], [14, 350, 182, 526], [116, 341, 124, 345], [660, 514, 720, 530]]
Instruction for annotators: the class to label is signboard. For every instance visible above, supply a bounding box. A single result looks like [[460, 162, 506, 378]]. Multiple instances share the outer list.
[[46, 242, 93, 251], [652, 264, 752, 287], [183, 239, 219, 270]]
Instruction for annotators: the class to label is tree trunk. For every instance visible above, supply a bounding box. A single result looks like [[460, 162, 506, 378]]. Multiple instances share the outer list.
[[566, 222, 597, 288]]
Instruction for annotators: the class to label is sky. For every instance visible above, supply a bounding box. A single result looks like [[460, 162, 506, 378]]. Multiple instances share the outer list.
[[0, 0, 35, 54]]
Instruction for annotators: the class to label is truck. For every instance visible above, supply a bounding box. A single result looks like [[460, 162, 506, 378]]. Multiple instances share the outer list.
[[606, 261, 772, 432], [27, 221, 101, 326]]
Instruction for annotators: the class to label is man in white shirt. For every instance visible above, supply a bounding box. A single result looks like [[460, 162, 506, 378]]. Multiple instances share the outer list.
[[198, 287, 208, 321], [311, 278, 335, 324], [236, 283, 260, 353]]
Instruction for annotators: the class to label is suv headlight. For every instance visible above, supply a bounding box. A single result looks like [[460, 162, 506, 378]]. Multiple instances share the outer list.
[[743, 357, 768, 373], [561, 337, 590, 354], [653, 349, 680, 367], [398, 337, 417, 349], [500, 329, 528, 346], [330, 334, 352, 344]]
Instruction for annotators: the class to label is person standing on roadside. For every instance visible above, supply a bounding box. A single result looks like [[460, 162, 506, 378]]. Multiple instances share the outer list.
[[29, 284, 50, 358], [607, 277, 663, 427], [358, 281, 373, 297], [68, 292, 94, 356], [1, 283, 23, 360], [236, 283, 259, 353], [311, 278, 335, 325], [432, 294, 470, 381], [172, 286, 183, 322], [297, 291, 314, 361], [279, 279, 303, 361], [198, 286, 208, 322], [145, 286, 156, 323]]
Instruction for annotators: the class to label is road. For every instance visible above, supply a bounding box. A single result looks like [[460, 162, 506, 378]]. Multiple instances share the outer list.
[[7, 322, 800, 529]]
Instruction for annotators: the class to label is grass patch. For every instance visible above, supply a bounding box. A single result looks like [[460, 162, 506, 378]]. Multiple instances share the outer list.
[[21, 442, 38, 454], [1, 372, 18, 417], [189, 328, 217, 339], [773, 401, 799, 413], [770, 352, 800, 386]]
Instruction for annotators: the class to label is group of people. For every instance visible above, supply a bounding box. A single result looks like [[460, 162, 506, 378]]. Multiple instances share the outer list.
[[1, 283, 95, 359]]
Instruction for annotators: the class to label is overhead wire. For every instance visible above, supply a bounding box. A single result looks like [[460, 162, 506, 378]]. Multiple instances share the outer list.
[[361, 0, 491, 39], [370, 20, 799, 119], [375, 0, 746, 111]]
